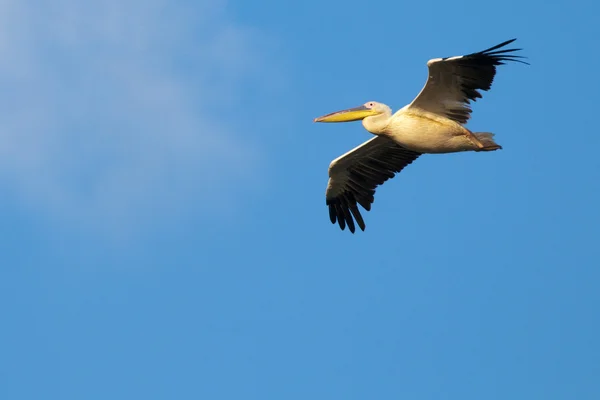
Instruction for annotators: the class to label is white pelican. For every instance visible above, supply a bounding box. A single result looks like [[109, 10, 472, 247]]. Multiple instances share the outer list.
[[314, 38, 527, 233]]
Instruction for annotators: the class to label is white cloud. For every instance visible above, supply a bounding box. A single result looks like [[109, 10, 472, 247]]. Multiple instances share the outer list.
[[0, 0, 275, 236]]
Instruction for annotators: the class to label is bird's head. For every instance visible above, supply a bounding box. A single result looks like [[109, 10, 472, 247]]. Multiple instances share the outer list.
[[313, 101, 389, 123]]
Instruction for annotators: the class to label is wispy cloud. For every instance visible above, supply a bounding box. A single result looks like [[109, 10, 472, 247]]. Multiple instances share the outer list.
[[0, 0, 275, 236]]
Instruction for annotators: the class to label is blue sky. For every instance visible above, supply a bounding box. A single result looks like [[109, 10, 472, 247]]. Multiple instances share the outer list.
[[1, 0, 599, 399]]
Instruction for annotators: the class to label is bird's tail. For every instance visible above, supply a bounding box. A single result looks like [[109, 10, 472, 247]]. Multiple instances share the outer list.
[[474, 132, 502, 151]]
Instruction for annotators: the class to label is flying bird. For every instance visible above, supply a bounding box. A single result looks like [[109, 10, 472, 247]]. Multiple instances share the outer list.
[[314, 38, 527, 233]]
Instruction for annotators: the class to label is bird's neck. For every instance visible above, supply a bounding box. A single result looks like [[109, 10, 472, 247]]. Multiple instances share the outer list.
[[362, 113, 391, 135]]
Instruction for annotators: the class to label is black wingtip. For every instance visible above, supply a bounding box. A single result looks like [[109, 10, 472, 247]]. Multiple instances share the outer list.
[[327, 198, 366, 233], [481, 38, 518, 54], [328, 204, 337, 224], [334, 204, 346, 231], [476, 38, 529, 65], [348, 204, 366, 232]]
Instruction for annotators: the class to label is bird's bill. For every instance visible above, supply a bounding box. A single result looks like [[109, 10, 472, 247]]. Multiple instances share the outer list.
[[313, 105, 381, 123]]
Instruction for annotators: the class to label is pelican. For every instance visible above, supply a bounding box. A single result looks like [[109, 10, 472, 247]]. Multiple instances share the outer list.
[[314, 38, 527, 233]]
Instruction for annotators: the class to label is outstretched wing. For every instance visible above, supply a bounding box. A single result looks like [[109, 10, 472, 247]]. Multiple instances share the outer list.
[[326, 136, 421, 233], [408, 38, 527, 124]]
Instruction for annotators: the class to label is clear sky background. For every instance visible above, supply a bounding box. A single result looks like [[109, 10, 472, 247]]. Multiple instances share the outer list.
[[1, 0, 599, 399]]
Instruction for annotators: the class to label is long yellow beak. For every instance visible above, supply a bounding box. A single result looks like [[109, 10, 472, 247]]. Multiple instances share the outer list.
[[314, 105, 381, 123]]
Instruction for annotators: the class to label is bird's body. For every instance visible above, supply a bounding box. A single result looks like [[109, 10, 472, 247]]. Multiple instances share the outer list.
[[314, 38, 527, 233], [365, 106, 489, 153]]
